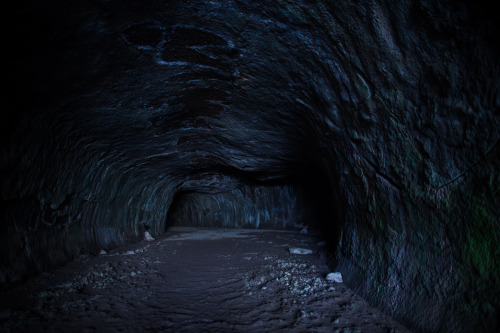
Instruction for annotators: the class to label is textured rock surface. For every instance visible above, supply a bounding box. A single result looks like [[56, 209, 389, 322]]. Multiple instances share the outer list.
[[0, 228, 411, 332], [1, 0, 499, 332], [167, 185, 319, 229]]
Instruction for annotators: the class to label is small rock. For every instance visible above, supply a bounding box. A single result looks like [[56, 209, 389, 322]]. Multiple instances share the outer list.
[[99, 250, 108, 255], [123, 250, 135, 255], [144, 231, 155, 241], [300, 226, 308, 234], [326, 272, 343, 283], [289, 247, 313, 255], [317, 241, 326, 247]]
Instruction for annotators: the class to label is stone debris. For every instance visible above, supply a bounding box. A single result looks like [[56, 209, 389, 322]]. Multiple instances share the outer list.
[[122, 250, 136, 255], [326, 272, 343, 283], [289, 247, 313, 255], [144, 231, 155, 241], [300, 226, 308, 234], [99, 250, 108, 255], [0, 228, 411, 333]]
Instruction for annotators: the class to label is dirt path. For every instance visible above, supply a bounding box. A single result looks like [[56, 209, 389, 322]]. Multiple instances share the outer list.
[[0, 228, 411, 332]]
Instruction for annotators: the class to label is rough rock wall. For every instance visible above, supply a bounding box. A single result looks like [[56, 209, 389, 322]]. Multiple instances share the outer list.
[[1, 0, 499, 332], [167, 185, 314, 229]]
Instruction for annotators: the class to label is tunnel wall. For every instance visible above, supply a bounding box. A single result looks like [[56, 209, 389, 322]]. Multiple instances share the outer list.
[[1, 0, 499, 332], [167, 185, 313, 229]]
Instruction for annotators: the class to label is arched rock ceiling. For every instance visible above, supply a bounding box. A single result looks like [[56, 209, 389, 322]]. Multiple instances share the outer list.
[[2, 0, 499, 332]]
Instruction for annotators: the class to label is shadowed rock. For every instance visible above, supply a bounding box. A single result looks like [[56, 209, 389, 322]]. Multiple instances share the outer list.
[[1, 0, 499, 332]]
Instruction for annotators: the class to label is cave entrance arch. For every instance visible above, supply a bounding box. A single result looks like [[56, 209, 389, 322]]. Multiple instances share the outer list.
[[165, 164, 344, 254]]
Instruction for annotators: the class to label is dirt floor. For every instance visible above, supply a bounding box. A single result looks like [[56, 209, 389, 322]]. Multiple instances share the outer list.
[[0, 227, 412, 332]]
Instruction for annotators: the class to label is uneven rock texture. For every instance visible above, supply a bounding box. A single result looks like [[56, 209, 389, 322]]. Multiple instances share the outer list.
[[167, 185, 319, 229], [0, 228, 411, 332], [1, 0, 499, 332]]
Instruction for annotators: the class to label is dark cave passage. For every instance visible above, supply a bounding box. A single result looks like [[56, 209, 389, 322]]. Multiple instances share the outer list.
[[165, 171, 342, 240], [164, 155, 346, 262], [1, 0, 499, 332]]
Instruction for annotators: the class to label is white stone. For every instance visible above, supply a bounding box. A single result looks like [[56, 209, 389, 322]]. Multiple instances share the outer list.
[[326, 272, 343, 283], [144, 231, 155, 241], [99, 250, 108, 255], [289, 247, 313, 255]]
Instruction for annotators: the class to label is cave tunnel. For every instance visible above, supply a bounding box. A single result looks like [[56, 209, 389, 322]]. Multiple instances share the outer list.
[[1, 0, 499, 332], [165, 156, 342, 240]]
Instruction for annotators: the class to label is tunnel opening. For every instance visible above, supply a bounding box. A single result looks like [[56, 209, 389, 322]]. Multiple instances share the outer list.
[[165, 164, 343, 260]]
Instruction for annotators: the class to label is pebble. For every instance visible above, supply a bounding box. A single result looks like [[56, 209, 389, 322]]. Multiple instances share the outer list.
[[289, 247, 313, 255], [144, 231, 155, 241], [326, 272, 343, 283]]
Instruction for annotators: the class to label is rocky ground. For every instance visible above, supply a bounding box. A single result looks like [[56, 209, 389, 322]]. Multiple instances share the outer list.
[[0, 228, 411, 332]]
